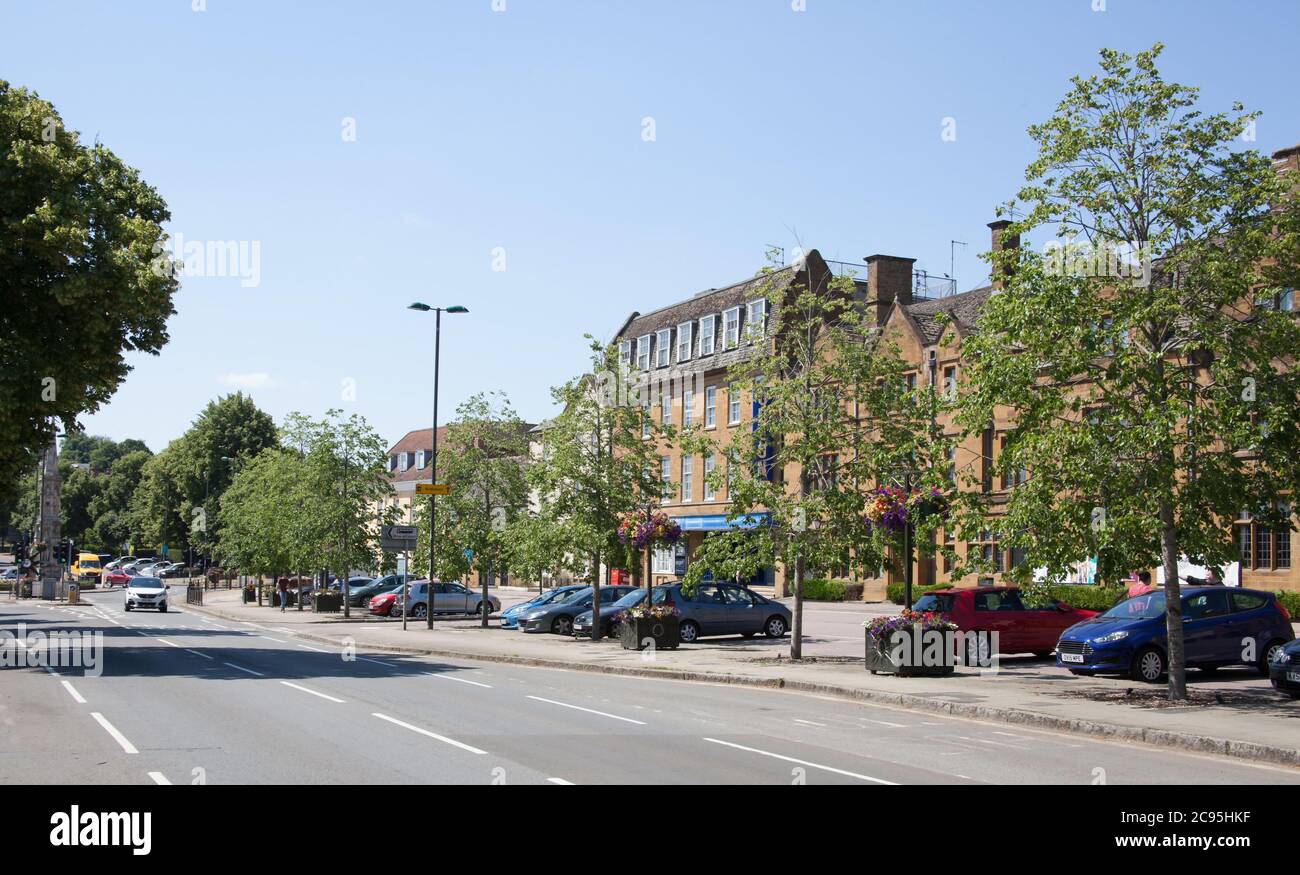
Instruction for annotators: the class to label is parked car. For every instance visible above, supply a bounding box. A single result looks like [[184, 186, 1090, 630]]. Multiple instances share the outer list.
[[392, 581, 501, 620], [367, 584, 407, 617], [501, 584, 588, 629], [349, 574, 411, 607], [104, 556, 135, 572], [573, 588, 650, 638], [1056, 587, 1294, 682], [1268, 638, 1300, 698], [124, 576, 170, 612], [666, 582, 791, 642], [1, 567, 19, 581], [518, 585, 639, 635], [156, 562, 189, 579], [912, 586, 1097, 660], [104, 568, 132, 589]]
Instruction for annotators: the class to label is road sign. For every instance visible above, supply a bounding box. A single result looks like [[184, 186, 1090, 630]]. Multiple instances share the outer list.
[[416, 483, 451, 496], [463, 548, 474, 561], [380, 524, 419, 552]]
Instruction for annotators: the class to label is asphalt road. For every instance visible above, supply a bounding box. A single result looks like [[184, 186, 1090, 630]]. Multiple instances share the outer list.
[[2, 591, 1297, 785]]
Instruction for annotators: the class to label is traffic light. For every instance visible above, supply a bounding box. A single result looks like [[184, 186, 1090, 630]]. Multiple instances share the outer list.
[[54, 540, 70, 564], [14, 540, 26, 562]]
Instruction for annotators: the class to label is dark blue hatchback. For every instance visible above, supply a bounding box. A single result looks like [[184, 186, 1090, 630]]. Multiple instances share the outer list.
[[1055, 587, 1294, 683]]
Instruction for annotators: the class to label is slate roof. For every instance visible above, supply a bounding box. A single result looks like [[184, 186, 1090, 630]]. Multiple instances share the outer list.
[[615, 265, 799, 344], [902, 284, 995, 344]]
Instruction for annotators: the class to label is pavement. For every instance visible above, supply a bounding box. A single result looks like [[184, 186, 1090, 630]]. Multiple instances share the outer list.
[[84, 586, 1300, 767], [3, 591, 1298, 785]]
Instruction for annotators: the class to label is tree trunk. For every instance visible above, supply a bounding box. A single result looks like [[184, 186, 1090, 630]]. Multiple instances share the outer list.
[[480, 565, 489, 628], [591, 550, 603, 641], [1158, 500, 1186, 700], [791, 545, 804, 661]]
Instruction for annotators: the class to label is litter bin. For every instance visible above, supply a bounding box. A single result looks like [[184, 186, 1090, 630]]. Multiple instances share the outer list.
[[68, 584, 79, 605]]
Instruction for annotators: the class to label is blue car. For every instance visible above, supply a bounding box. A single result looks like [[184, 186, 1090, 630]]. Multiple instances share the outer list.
[[1056, 586, 1294, 683], [500, 584, 587, 629]]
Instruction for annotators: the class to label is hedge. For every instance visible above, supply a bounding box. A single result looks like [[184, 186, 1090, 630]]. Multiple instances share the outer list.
[[888, 581, 1300, 614], [886, 581, 949, 605], [799, 579, 865, 602]]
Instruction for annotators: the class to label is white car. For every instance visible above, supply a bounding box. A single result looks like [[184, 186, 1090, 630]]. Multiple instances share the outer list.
[[124, 577, 169, 612]]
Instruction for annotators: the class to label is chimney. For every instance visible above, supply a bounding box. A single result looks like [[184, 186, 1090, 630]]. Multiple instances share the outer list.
[[864, 254, 916, 327], [988, 219, 1020, 290], [1273, 144, 1300, 203]]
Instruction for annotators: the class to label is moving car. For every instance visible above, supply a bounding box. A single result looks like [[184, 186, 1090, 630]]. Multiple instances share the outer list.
[[1268, 638, 1300, 698], [1056, 587, 1293, 682], [124, 576, 170, 612], [912, 586, 1097, 659], [501, 584, 587, 629], [518, 585, 639, 635], [104, 569, 132, 588], [71, 552, 102, 581]]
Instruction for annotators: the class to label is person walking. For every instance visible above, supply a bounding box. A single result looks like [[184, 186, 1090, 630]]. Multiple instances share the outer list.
[[277, 576, 289, 611]]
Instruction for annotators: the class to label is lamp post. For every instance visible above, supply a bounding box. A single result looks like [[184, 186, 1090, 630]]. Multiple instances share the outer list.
[[409, 302, 469, 631]]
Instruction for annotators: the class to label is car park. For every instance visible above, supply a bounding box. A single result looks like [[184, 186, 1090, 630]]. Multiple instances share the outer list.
[[1056, 587, 1294, 682], [124, 576, 170, 612], [501, 584, 588, 629], [518, 585, 638, 635], [912, 586, 1097, 660], [1268, 638, 1300, 698]]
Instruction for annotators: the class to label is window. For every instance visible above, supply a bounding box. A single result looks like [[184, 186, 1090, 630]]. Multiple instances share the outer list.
[[415, 450, 425, 469], [681, 456, 693, 503], [1236, 502, 1293, 570], [728, 383, 741, 424], [398, 453, 410, 473], [699, 315, 716, 355], [652, 547, 674, 575], [389, 455, 398, 472], [1262, 287, 1295, 311], [682, 388, 694, 427], [945, 445, 957, 485], [969, 530, 1003, 573], [704, 386, 717, 427], [1000, 436, 1027, 489], [677, 322, 693, 361], [619, 340, 632, 369], [703, 456, 716, 501], [812, 455, 838, 491], [723, 307, 741, 349], [746, 299, 766, 341], [943, 366, 957, 401], [641, 398, 651, 439], [636, 335, 651, 371], [656, 329, 672, 367], [660, 456, 671, 501], [661, 388, 672, 425]]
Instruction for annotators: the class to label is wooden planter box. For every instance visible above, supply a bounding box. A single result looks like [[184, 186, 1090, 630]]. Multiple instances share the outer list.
[[865, 629, 956, 677], [313, 592, 342, 613], [619, 615, 680, 651]]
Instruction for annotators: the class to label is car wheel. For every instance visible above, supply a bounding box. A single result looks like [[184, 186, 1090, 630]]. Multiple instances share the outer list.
[[679, 620, 700, 643], [124, 604, 132, 612], [1259, 639, 1287, 676], [764, 616, 787, 638], [477, 601, 491, 617], [966, 635, 992, 666], [159, 605, 167, 613], [410, 604, 428, 620], [552, 616, 573, 636], [1131, 646, 1165, 683]]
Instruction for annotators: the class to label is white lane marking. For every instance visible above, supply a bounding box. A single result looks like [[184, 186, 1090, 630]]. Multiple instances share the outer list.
[[955, 735, 1029, 750], [149, 771, 171, 785], [297, 644, 329, 653], [223, 662, 264, 676], [186, 649, 213, 660], [861, 718, 909, 728], [428, 673, 492, 689], [702, 737, 897, 785], [525, 696, 646, 725], [91, 712, 138, 754], [259, 636, 285, 644], [61, 680, 87, 704], [357, 657, 397, 667], [272, 628, 296, 635], [155, 638, 181, 648], [793, 718, 827, 727], [371, 713, 487, 755], [546, 777, 575, 785], [280, 681, 345, 703]]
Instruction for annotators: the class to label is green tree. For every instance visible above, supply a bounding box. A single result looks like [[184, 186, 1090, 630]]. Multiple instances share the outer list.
[[960, 45, 1300, 699], [218, 448, 311, 588], [0, 81, 179, 507], [504, 510, 580, 593]]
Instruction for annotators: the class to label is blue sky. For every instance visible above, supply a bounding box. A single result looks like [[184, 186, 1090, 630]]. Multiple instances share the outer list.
[[4, 0, 1297, 453]]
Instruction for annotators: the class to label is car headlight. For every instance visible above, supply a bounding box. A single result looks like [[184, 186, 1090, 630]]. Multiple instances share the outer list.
[[1095, 630, 1130, 643], [1272, 648, 1291, 665]]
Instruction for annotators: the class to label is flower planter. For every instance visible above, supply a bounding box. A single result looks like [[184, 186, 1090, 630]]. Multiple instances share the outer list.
[[865, 628, 956, 677], [619, 615, 680, 651], [313, 592, 342, 614], [243, 588, 257, 603]]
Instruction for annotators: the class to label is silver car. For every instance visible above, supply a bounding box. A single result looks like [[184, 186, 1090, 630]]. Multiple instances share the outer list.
[[124, 576, 170, 612], [397, 581, 501, 620]]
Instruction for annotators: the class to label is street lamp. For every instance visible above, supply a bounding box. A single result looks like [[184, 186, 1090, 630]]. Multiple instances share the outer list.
[[408, 302, 469, 631]]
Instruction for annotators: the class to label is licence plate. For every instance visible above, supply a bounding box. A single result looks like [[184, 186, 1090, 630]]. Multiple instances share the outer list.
[[1060, 652, 1085, 664], [1288, 671, 1300, 683]]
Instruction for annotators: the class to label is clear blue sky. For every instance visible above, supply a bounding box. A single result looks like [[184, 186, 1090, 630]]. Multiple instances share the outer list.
[[4, 0, 1297, 453]]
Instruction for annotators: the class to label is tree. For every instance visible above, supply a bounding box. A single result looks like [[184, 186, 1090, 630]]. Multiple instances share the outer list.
[[681, 265, 950, 658], [529, 342, 665, 640], [504, 510, 581, 592], [960, 45, 1300, 699], [0, 80, 179, 507], [218, 448, 312, 588]]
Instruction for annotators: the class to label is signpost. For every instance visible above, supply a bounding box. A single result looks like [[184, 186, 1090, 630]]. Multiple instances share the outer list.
[[381, 525, 419, 631], [416, 483, 450, 496]]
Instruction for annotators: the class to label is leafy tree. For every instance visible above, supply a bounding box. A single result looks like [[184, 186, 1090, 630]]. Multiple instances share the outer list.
[[218, 448, 311, 587], [0, 81, 179, 507], [504, 510, 580, 592], [959, 45, 1300, 699]]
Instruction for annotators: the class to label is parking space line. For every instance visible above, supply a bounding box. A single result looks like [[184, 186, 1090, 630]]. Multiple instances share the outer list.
[[297, 644, 329, 653], [155, 637, 181, 648], [526, 696, 646, 725], [91, 712, 138, 754], [861, 718, 909, 728], [793, 718, 827, 727], [371, 713, 487, 755], [702, 737, 897, 784], [280, 681, 345, 703], [223, 662, 264, 676], [148, 771, 171, 785], [61, 680, 86, 704]]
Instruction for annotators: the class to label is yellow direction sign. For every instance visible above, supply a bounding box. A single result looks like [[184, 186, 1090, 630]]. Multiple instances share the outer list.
[[416, 483, 451, 496]]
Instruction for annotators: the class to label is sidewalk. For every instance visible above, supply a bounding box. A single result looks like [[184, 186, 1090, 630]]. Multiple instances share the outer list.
[[185, 588, 1300, 767]]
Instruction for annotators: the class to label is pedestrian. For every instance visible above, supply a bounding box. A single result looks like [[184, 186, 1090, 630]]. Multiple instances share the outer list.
[[278, 576, 289, 611], [1126, 570, 1154, 598]]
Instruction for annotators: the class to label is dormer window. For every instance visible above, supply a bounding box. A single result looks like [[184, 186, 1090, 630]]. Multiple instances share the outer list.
[[416, 450, 426, 469], [723, 307, 741, 349], [699, 315, 716, 355], [398, 453, 410, 473], [619, 340, 632, 369], [746, 299, 767, 340], [676, 322, 692, 362], [656, 328, 672, 367], [636, 334, 652, 371], [389, 455, 398, 472]]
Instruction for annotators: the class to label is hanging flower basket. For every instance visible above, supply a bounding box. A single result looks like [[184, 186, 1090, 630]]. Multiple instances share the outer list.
[[864, 486, 949, 533], [616, 509, 682, 551]]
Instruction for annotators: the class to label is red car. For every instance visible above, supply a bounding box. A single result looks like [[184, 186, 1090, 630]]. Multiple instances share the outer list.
[[368, 591, 398, 617], [104, 569, 132, 589], [912, 586, 1097, 659]]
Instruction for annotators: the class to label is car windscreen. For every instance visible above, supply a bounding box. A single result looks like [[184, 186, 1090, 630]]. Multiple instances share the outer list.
[[1102, 592, 1166, 620], [536, 588, 577, 606], [556, 588, 592, 603], [129, 577, 165, 589], [612, 589, 647, 608], [912, 594, 956, 613]]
